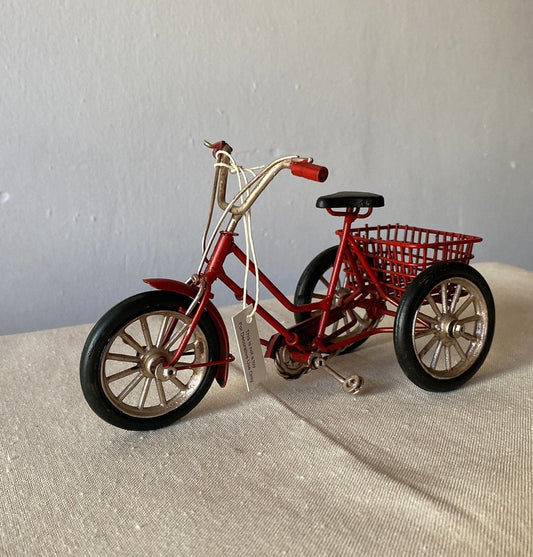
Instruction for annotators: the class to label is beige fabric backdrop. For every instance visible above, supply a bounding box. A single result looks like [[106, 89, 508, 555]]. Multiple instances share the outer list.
[[1, 263, 531, 555]]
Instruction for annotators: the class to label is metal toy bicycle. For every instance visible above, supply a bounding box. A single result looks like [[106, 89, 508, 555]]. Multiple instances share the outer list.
[[80, 140, 495, 430]]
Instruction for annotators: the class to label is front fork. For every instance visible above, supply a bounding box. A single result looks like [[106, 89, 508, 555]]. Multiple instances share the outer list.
[[142, 277, 233, 387]]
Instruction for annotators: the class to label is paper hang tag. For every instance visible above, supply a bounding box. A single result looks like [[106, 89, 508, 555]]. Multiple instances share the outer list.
[[231, 306, 267, 392]]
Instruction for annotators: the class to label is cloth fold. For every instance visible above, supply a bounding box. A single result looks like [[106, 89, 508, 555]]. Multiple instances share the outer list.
[[1, 263, 531, 556]]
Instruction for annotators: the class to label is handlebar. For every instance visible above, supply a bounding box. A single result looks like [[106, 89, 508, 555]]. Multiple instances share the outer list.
[[203, 139, 328, 224]]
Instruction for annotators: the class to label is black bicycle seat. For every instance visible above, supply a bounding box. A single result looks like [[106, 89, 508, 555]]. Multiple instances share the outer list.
[[316, 191, 385, 209]]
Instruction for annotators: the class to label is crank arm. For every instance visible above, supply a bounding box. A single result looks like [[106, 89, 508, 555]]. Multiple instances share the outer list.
[[309, 353, 363, 395]]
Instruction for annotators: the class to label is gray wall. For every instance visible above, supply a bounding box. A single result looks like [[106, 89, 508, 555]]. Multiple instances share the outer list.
[[2, 0, 532, 335]]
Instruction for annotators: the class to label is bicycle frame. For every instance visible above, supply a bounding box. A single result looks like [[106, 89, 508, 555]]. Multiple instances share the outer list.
[[156, 205, 398, 376], [80, 139, 494, 432]]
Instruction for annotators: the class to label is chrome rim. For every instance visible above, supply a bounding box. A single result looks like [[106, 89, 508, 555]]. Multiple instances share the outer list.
[[412, 278, 489, 379], [310, 265, 379, 343], [101, 311, 209, 418]]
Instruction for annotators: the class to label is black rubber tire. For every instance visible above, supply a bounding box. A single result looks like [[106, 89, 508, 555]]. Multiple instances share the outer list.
[[394, 262, 495, 392], [80, 291, 220, 430], [294, 246, 374, 353]]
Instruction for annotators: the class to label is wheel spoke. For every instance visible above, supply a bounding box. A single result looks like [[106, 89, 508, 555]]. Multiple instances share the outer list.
[[461, 331, 479, 343], [449, 283, 463, 314], [164, 322, 188, 351], [311, 293, 327, 300], [444, 346, 451, 371], [118, 374, 143, 401], [107, 367, 139, 383], [452, 339, 467, 362], [458, 314, 480, 325], [417, 311, 438, 325], [170, 376, 188, 391], [350, 309, 369, 327], [318, 275, 330, 289], [178, 341, 198, 357], [426, 294, 442, 317], [430, 340, 443, 369], [155, 315, 174, 348], [455, 294, 474, 317], [418, 334, 438, 358], [156, 379, 167, 407], [140, 316, 153, 348], [137, 377, 152, 409], [107, 353, 141, 363], [119, 331, 144, 354], [414, 327, 434, 339], [441, 283, 448, 313]]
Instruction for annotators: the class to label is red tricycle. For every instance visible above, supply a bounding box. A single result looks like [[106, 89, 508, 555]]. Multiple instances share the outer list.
[[80, 140, 495, 430]]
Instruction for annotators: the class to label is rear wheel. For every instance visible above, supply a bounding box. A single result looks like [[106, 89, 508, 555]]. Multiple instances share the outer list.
[[294, 246, 380, 353], [80, 291, 220, 430], [394, 262, 495, 391]]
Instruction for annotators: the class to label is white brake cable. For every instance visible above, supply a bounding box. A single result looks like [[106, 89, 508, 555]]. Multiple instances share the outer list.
[[198, 151, 264, 321]]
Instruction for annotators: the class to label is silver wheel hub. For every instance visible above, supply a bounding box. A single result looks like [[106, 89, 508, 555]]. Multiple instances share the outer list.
[[435, 314, 465, 344], [333, 286, 350, 308], [140, 349, 168, 378], [154, 362, 177, 382], [448, 319, 465, 339]]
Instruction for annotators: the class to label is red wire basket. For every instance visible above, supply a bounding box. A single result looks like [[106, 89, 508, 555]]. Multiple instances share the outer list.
[[349, 224, 482, 301]]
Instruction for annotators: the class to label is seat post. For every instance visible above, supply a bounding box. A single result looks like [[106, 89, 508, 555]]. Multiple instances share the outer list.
[[316, 208, 359, 340], [326, 207, 374, 220]]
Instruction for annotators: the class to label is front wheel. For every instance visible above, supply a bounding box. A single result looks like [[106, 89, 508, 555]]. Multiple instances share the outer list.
[[80, 291, 220, 430], [394, 262, 495, 392]]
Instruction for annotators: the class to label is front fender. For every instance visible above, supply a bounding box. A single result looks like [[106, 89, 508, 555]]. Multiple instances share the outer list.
[[143, 278, 230, 387]]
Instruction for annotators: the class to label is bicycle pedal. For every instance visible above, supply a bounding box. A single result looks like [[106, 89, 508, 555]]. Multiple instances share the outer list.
[[342, 375, 364, 395], [309, 354, 364, 396]]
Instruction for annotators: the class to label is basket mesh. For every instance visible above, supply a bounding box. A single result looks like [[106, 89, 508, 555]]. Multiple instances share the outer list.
[[348, 224, 482, 300]]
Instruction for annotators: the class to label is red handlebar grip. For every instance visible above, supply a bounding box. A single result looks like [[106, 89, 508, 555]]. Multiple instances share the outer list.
[[290, 161, 329, 182]]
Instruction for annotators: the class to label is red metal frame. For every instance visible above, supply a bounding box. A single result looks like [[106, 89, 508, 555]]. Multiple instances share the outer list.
[[164, 208, 391, 366], [155, 206, 481, 374]]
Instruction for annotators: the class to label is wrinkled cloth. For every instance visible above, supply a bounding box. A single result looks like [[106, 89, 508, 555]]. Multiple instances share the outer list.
[[1, 263, 531, 556]]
